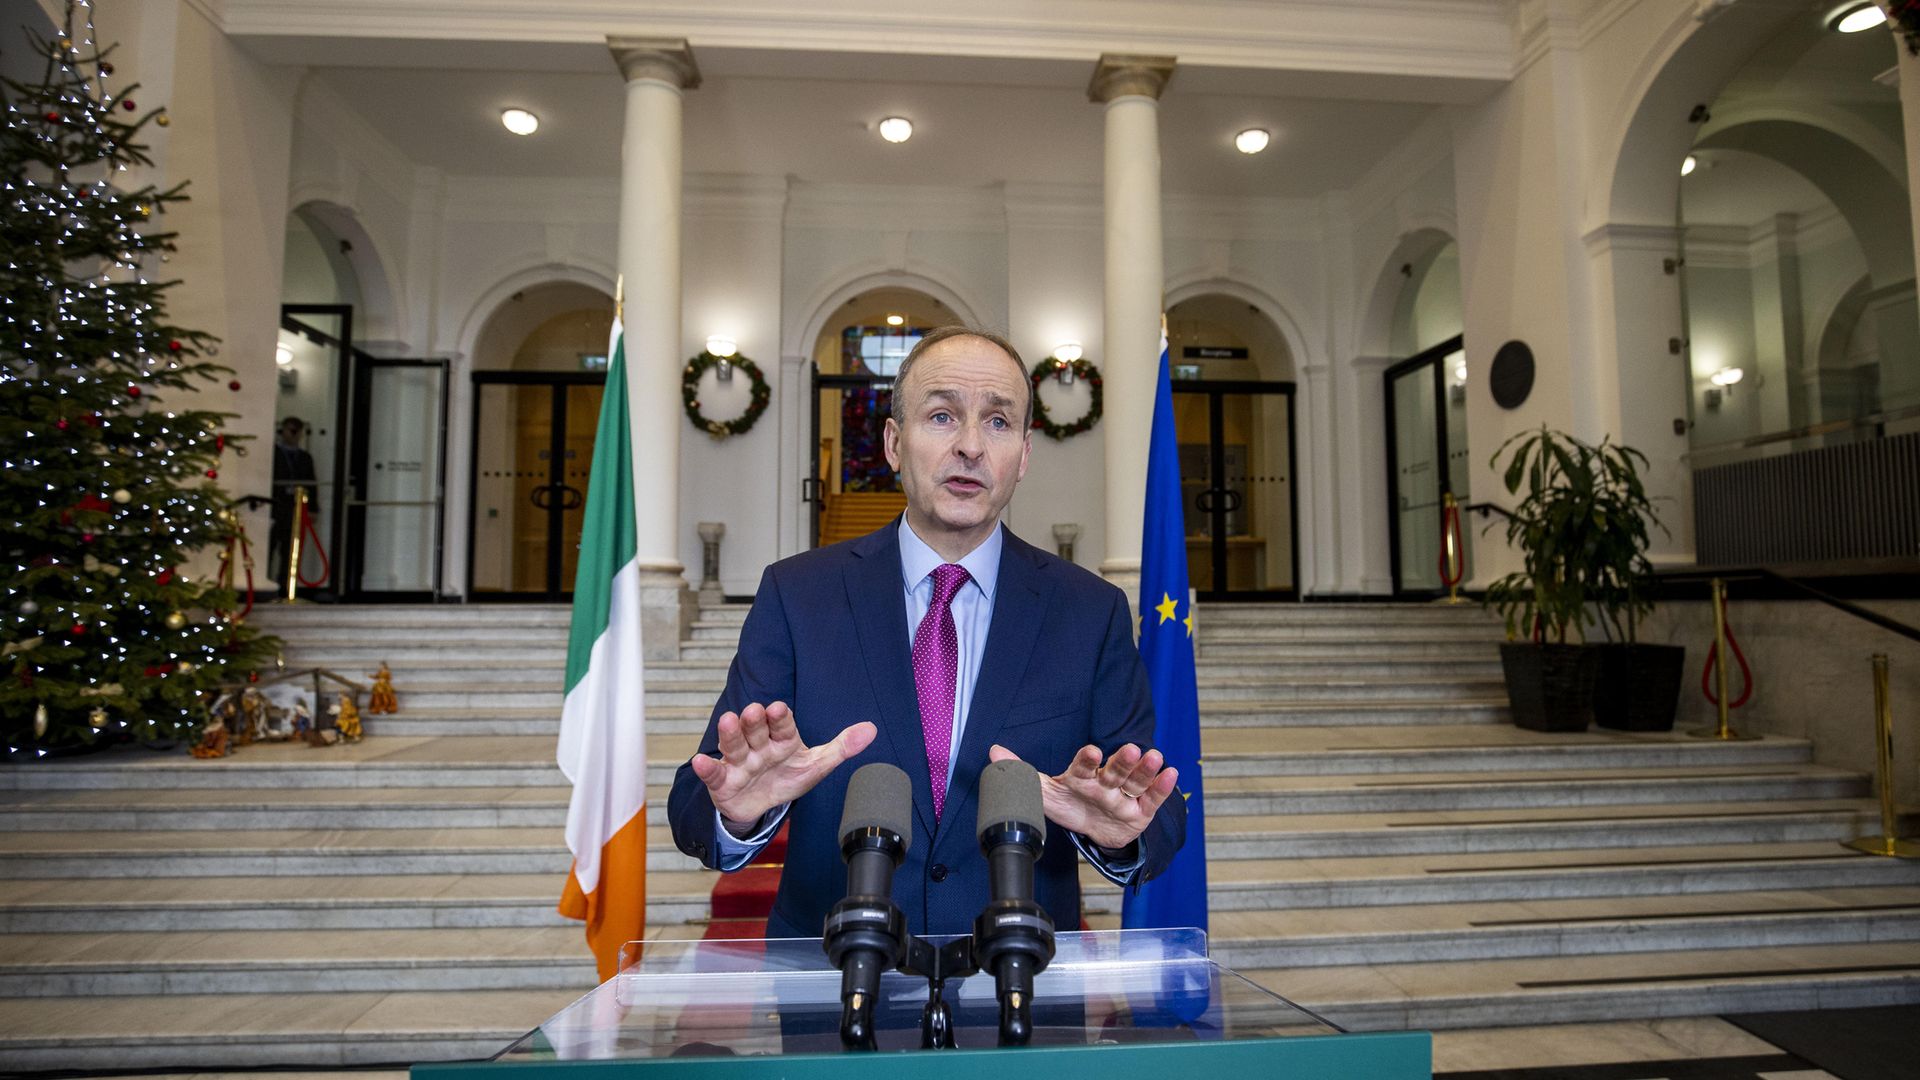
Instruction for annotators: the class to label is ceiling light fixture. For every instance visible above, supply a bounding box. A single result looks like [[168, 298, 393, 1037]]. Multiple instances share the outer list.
[[1830, 2, 1887, 33], [885, 314, 906, 327], [1681, 154, 1698, 177], [878, 117, 913, 144], [501, 108, 539, 136], [1235, 128, 1271, 155]]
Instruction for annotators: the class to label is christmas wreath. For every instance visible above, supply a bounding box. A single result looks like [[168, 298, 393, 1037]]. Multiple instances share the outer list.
[[1889, 2, 1920, 54], [682, 351, 771, 439], [1029, 356, 1104, 440]]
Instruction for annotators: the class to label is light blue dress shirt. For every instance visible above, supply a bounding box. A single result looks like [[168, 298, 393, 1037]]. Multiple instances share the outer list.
[[713, 519, 1143, 885]]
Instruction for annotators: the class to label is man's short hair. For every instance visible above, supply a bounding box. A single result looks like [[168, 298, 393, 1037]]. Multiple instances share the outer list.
[[280, 416, 307, 434], [891, 325, 1032, 430]]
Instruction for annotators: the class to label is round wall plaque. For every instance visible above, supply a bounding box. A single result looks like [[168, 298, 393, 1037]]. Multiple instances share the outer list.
[[1489, 340, 1535, 410]]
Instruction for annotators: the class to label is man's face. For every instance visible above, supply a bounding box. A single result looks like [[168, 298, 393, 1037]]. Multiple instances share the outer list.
[[278, 422, 302, 445], [883, 336, 1032, 555]]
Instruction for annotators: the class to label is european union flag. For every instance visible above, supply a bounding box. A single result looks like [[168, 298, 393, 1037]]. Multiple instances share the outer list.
[[1123, 341, 1208, 935]]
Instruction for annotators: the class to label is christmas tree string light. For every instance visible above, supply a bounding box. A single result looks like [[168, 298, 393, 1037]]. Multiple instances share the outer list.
[[4, 0, 278, 753]]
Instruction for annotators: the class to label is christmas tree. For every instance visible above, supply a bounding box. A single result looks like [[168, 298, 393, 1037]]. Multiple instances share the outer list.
[[2, 1, 278, 753]]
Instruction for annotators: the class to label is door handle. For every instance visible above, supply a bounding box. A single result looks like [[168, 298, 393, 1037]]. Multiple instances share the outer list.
[[530, 485, 555, 510], [558, 484, 584, 511], [801, 478, 821, 503]]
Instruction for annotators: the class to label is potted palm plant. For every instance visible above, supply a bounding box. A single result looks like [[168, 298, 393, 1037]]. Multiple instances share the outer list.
[[1584, 443, 1685, 731], [1483, 427, 1636, 732]]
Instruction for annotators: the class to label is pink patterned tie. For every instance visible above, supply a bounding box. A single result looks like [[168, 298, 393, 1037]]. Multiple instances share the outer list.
[[913, 563, 971, 820]]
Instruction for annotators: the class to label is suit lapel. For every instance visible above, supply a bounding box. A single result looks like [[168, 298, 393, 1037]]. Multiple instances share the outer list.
[[938, 530, 1055, 858], [843, 521, 938, 837]]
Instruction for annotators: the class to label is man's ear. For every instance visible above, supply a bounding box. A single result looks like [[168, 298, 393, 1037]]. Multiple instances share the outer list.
[[883, 416, 901, 471]]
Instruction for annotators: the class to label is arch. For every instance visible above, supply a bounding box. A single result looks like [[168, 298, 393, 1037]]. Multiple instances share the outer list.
[[452, 261, 618, 372], [287, 199, 405, 349], [1597, 0, 1805, 228], [1354, 227, 1457, 359], [1163, 275, 1314, 380], [1815, 275, 1875, 371], [1694, 118, 1913, 283], [786, 267, 987, 360]]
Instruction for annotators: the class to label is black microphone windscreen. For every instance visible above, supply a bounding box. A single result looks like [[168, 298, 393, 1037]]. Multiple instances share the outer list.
[[976, 759, 1046, 845], [839, 762, 912, 852]]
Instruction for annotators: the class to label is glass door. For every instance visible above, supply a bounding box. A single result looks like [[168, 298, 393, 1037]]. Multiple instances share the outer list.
[[809, 372, 902, 548], [468, 373, 606, 600], [1385, 335, 1470, 597], [1171, 380, 1298, 600], [343, 357, 447, 601]]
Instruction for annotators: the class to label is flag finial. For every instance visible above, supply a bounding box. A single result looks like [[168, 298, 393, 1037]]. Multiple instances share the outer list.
[[614, 275, 624, 322]]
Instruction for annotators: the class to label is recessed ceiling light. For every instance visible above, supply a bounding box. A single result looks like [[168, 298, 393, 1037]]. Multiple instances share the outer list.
[[1235, 128, 1271, 155], [501, 108, 539, 136], [1681, 154, 1698, 177], [1830, 3, 1886, 33], [878, 117, 913, 143], [885, 314, 906, 327]]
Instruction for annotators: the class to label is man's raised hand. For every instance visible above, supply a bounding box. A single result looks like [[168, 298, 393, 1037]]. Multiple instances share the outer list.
[[986, 741, 1177, 850], [688, 701, 876, 828]]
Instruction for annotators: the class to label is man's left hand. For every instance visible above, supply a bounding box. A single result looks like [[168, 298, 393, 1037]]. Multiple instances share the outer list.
[[986, 742, 1177, 850]]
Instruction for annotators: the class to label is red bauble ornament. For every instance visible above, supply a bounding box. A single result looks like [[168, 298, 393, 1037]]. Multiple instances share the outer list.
[[56, 418, 69, 430], [247, 671, 260, 684], [168, 340, 182, 352], [100, 62, 113, 75], [144, 665, 164, 678], [44, 112, 59, 123], [81, 533, 95, 543], [84, 412, 101, 427], [205, 469, 218, 479], [70, 623, 85, 637], [228, 380, 242, 391], [155, 568, 175, 585], [122, 99, 136, 111], [214, 435, 226, 452], [76, 494, 112, 514], [127, 385, 141, 398]]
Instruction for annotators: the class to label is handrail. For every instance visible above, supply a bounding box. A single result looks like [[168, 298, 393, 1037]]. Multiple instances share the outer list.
[[1684, 402, 1920, 460], [1655, 565, 1920, 647], [1464, 501, 1517, 524]]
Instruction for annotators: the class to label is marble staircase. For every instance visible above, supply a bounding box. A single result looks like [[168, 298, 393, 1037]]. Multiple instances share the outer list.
[[1, 600, 1917, 1068]]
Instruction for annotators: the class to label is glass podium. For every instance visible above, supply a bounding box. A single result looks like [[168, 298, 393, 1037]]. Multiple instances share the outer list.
[[413, 930, 1430, 1078]]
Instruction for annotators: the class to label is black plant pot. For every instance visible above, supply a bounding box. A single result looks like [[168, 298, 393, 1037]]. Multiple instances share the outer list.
[[1499, 642, 1600, 732], [1593, 643, 1686, 732]]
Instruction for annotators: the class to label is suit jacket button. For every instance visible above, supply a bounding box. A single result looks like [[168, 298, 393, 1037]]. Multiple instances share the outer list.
[[930, 863, 948, 882]]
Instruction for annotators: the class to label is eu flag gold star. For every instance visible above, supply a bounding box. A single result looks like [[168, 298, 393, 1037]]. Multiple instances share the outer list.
[[1154, 592, 1178, 624], [1184, 612, 1194, 637]]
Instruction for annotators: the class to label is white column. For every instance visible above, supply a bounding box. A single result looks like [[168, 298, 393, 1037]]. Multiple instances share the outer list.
[[1090, 55, 1175, 592], [609, 37, 699, 656]]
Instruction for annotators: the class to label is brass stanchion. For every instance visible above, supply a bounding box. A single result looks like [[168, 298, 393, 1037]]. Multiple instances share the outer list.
[[1434, 491, 1468, 605], [1845, 654, 1918, 858], [284, 487, 307, 604], [1689, 577, 1758, 741]]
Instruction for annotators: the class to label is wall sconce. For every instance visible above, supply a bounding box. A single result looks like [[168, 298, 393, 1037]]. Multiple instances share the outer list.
[[705, 336, 736, 381], [1710, 366, 1744, 391], [274, 343, 294, 367], [1052, 342, 1083, 385]]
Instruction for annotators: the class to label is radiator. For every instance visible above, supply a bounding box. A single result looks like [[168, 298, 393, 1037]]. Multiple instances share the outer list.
[[1693, 432, 1920, 564]]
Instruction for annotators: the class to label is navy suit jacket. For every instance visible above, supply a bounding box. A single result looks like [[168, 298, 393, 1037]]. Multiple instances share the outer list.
[[667, 520, 1187, 939]]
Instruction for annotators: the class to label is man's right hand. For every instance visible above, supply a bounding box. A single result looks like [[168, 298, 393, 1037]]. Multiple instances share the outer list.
[[688, 701, 876, 827]]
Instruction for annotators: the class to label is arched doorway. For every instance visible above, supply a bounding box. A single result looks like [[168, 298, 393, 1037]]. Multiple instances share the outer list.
[[1165, 293, 1299, 599], [1377, 238, 1468, 597], [466, 283, 615, 598], [807, 286, 956, 547], [276, 204, 445, 602]]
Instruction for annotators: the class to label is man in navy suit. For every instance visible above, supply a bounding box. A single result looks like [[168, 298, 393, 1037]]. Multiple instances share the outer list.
[[667, 326, 1186, 939]]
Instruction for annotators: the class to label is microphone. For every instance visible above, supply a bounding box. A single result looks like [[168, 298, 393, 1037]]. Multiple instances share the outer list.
[[973, 759, 1056, 1046], [822, 762, 912, 1050]]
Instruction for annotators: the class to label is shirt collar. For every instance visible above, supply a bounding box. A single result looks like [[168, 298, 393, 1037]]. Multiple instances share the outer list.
[[898, 515, 1001, 603]]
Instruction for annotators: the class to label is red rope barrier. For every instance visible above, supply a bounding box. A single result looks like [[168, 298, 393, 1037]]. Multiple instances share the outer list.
[[295, 498, 331, 588], [1702, 617, 1754, 709]]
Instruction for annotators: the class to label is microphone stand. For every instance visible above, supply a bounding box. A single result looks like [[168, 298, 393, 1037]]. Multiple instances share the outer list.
[[900, 936, 978, 1048]]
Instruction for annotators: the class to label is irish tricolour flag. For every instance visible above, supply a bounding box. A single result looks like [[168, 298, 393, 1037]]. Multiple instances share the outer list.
[[557, 316, 648, 981]]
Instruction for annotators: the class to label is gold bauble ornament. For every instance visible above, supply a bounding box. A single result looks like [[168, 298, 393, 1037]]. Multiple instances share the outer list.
[[155, 114, 170, 127], [164, 611, 187, 630], [176, 661, 196, 674], [33, 704, 47, 739], [112, 489, 132, 504], [89, 707, 109, 730]]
